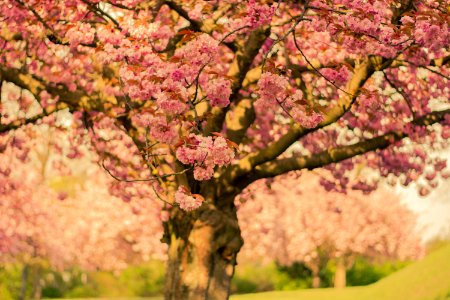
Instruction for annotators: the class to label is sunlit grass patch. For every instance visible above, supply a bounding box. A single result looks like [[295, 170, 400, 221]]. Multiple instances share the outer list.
[[232, 244, 450, 300]]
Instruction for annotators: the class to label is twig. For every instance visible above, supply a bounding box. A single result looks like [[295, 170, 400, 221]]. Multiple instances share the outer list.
[[292, 29, 352, 96], [101, 159, 191, 183], [382, 71, 416, 119]]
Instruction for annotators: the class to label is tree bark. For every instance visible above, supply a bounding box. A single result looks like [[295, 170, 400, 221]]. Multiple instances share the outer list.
[[32, 265, 42, 300], [19, 264, 29, 300], [334, 257, 346, 288], [164, 201, 243, 300], [310, 265, 321, 288], [312, 274, 321, 289]]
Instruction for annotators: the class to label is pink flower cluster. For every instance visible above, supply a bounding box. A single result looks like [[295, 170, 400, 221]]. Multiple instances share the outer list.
[[155, 88, 189, 115], [414, 18, 449, 51], [115, 33, 231, 115], [205, 78, 232, 107], [119, 62, 189, 114], [133, 114, 179, 144], [320, 66, 350, 86], [65, 23, 95, 47], [246, 0, 275, 29], [257, 72, 289, 105], [121, 17, 159, 40], [258, 72, 324, 128], [174, 186, 203, 211], [176, 134, 235, 181], [175, 33, 220, 66], [292, 108, 324, 128]]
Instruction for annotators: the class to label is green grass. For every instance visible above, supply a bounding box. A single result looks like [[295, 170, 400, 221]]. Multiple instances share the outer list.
[[45, 244, 450, 300], [232, 244, 450, 300]]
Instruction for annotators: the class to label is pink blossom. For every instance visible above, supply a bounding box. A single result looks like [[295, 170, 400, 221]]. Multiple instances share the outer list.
[[257, 72, 289, 105], [205, 78, 232, 107], [441, 127, 450, 139], [155, 92, 189, 114], [291, 106, 324, 128], [176, 135, 235, 181], [65, 23, 95, 47], [320, 66, 350, 85], [149, 118, 178, 144], [194, 166, 214, 181], [246, 0, 275, 29], [414, 20, 449, 51], [211, 136, 235, 165], [174, 186, 203, 211], [175, 34, 219, 66]]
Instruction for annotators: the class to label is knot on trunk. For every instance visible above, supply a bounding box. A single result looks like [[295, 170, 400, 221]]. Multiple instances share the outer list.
[[195, 205, 243, 262]]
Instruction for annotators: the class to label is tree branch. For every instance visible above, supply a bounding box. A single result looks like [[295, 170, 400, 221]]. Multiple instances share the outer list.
[[0, 109, 62, 133], [237, 108, 450, 187], [164, 1, 236, 52], [222, 56, 384, 185], [225, 98, 255, 144], [220, 65, 265, 145], [204, 27, 271, 136], [0, 66, 106, 111]]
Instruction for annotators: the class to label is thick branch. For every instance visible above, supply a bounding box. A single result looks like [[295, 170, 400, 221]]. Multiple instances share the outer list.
[[164, 1, 236, 52], [0, 67, 106, 111], [204, 27, 270, 136], [0, 110, 59, 133], [218, 65, 263, 145], [1, 68, 70, 104], [238, 108, 450, 187], [225, 98, 255, 144], [222, 56, 384, 185], [165, 1, 202, 31]]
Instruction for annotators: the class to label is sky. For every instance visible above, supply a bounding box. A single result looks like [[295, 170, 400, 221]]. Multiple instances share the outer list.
[[398, 150, 450, 244], [400, 184, 450, 243]]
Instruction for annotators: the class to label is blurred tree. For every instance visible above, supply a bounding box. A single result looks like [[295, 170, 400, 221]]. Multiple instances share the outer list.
[[238, 172, 424, 288], [0, 124, 165, 299]]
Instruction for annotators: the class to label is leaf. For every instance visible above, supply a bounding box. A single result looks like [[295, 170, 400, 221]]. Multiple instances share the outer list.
[[170, 56, 182, 63], [226, 139, 239, 151], [342, 62, 355, 73], [181, 34, 197, 43], [174, 138, 187, 149], [192, 194, 205, 202], [211, 132, 224, 137], [176, 29, 195, 36]]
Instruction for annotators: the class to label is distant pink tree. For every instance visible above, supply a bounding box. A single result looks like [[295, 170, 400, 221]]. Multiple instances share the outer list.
[[53, 172, 166, 272], [0, 142, 71, 299], [238, 172, 424, 288], [0, 127, 165, 299]]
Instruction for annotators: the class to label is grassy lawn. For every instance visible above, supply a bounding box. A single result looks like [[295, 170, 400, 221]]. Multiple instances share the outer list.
[[232, 244, 450, 300], [46, 244, 450, 300]]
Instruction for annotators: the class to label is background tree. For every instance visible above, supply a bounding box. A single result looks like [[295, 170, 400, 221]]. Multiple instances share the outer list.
[[0, 143, 72, 299], [238, 172, 424, 289], [0, 117, 165, 299], [0, 1, 449, 299]]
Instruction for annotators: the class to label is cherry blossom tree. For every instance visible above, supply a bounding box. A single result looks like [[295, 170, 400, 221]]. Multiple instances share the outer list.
[[0, 136, 73, 299], [0, 119, 165, 299], [1, 0, 449, 299], [238, 172, 424, 288], [0, 167, 166, 299]]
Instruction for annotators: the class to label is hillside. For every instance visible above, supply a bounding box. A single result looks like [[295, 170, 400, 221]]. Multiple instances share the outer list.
[[233, 244, 450, 300]]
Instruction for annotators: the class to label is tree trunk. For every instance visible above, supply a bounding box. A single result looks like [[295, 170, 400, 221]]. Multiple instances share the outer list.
[[164, 201, 243, 300], [19, 264, 29, 300], [334, 257, 346, 288], [32, 265, 42, 300], [311, 266, 321, 288]]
